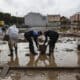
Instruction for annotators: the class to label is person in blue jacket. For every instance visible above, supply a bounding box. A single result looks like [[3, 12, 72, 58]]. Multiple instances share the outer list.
[[24, 30, 41, 55]]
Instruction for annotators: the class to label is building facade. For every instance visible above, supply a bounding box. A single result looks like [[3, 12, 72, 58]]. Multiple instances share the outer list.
[[70, 12, 80, 22], [70, 12, 80, 29], [24, 12, 48, 27], [48, 15, 61, 27]]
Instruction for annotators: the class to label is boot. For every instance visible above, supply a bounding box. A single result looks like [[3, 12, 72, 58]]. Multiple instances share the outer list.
[[29, 43, 37, 55], [8, 49, 13, 56], [48, 48, 53, 56], [15, 46, 17, 56]]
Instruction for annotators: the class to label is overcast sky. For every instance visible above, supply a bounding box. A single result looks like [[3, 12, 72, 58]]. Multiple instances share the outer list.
[[0, 0, 80, 17]]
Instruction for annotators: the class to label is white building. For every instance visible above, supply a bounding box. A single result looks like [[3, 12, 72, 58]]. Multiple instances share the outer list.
[[24, 12, 48, 27]]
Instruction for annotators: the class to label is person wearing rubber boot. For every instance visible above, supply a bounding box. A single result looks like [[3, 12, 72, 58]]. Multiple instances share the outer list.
[[7, 24, 19, 56], [44, 30, 59, 56], [24, 30, 40, 55]]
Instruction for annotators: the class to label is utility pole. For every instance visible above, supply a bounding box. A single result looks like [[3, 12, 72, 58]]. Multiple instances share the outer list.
[[16, 11, 18, 27]]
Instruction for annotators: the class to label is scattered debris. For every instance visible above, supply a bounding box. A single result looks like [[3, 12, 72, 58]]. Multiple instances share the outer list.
[[65, 49, 74, 52], [76, 75, 80, 80], [57, 40, 62, 43], [0, 65, 9, 78], [0, 76, 12, 80], [67, 39, 72, 42], [27, 73, 33, 76]]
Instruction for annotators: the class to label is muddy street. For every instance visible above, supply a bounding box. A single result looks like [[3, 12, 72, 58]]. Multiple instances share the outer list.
[[0, 35, 80, 80], [0, 69, 80, 80], [0, 36, 79, 67]]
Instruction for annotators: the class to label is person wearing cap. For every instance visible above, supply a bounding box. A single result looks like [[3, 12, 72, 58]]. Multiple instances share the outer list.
[[7, 24, 19, 56], [44, 30, 59, 56]]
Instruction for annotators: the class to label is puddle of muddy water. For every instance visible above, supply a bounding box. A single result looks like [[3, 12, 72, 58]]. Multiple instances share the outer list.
[[0, 37, 80, 67]]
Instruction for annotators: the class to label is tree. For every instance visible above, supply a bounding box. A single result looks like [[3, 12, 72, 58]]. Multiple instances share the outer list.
[[0, 12, 4, 20], [17, 17, 24, 24], [60, 16, 70, 25], [10, 16, 17, 25], [3, 13, 11, 25]]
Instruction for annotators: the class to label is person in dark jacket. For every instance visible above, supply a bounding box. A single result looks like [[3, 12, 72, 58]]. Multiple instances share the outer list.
[[44, 30, 59, 56], [24, 30, 40, 55]]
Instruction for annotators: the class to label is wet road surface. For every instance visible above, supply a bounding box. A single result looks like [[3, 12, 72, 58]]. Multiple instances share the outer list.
[[0, 37, 79, 67]]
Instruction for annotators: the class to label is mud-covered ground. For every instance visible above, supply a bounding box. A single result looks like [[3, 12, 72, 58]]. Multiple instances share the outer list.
[[0, 70, 80, 80], [0, 36, 79, 67], [0, 36, 80, 80]]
